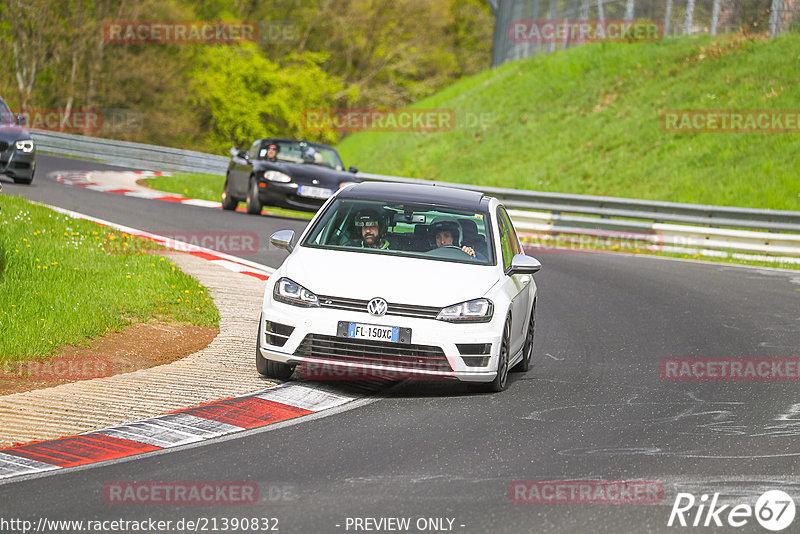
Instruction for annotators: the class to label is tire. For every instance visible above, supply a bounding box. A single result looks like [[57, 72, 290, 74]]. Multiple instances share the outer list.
[[486, 314, 512, 392], [221, 177, 237, 210], [512, 303, 535, 372], [255, 315, 295, 380], [245, 177, 263, 215]]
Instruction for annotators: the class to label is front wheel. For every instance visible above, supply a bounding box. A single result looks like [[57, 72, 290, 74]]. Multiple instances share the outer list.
[[221, 177, 237, 210], [245, 178, 263, 215], [486, 314, 511, 392], [512, 303, 535, 372]]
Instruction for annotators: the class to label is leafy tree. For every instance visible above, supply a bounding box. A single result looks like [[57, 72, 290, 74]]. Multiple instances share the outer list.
[[190, 44, 352, 151]]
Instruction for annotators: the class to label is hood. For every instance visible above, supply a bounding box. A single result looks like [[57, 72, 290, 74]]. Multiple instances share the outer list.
[[0, 124, 31, 142], [280, 246, 497, 307], [263, 161, 356, 186]]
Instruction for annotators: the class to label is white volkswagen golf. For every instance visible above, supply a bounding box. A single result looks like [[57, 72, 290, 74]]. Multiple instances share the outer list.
[[256, 182, 541, 392]]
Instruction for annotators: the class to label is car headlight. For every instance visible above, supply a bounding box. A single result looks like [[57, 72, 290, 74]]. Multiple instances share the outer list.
[[264, 170, 291, 183], [273, 277, 319, 307], [436, 298, 493, 323], [15, 140, 34, 153]]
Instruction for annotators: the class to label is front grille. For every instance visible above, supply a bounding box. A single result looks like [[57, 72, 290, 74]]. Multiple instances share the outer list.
[[295, 334, 452, 372], [265, 321, 294, 347], [0, 141, 8, 152], [318, 295, 440, 319]]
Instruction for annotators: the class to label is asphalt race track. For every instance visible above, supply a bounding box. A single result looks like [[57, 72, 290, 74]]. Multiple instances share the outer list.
[[1, 155, 799, 533]]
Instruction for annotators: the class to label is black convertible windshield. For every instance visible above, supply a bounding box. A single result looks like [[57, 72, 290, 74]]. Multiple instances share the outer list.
[[265, 140, 344, 170], [303, 198, 495, 265]]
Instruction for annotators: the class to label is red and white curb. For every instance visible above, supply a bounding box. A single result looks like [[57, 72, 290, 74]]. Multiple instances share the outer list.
[[54, 171, 274, 214], [55, 171, 224, 209], [0, 383, 376, 481], [39, 203, 272, 280]]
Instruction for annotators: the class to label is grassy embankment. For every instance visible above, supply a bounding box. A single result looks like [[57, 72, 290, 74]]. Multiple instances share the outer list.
[[337, 33, 800, 211], [0, 195, 219, 363]]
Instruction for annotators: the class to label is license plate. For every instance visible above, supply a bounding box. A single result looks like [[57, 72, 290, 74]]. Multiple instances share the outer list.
[[337, 322, 411, 344], [297, 185, 332, 199]]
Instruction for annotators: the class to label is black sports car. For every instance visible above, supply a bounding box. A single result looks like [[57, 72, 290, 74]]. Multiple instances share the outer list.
[[0, 97, 36, 185], [223, 138, 360, 214]]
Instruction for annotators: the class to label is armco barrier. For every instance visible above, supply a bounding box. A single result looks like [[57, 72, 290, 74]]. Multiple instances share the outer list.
[[31, 131, 800, 260]]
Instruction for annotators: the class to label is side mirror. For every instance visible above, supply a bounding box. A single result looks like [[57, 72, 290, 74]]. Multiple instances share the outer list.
[[508, 254, 541, 275], [230, 147, 248, 160], [348, 166, 358, 174], [16, 114, 26, 126], [270, 229, 296, 253]]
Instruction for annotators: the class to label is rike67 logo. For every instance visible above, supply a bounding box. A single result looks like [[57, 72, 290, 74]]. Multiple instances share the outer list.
[[668, 490, 795, 531]]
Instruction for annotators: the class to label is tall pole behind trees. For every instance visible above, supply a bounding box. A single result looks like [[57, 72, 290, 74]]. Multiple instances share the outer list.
[[597, 0, 605, 22], [547, 0, 557, 54], [710, 0, 721, 35], [625, 0, 635, 21], [664, 0, 673, 35], [769, 0, 784, 38], [684, 0, 696, 34]]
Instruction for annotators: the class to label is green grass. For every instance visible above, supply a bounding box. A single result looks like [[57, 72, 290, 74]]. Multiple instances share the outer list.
[[144, 173, 314, 220], [337, 33, 800, 211], [0, 195, 220, 362]]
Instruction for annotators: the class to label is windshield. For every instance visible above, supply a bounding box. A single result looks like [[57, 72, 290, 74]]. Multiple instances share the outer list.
[[303, 198, 494, 265], [265, 140, 344, 170]]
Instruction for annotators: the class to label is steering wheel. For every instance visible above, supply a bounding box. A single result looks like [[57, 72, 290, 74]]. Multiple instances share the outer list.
[[442, 245, 473, 256]]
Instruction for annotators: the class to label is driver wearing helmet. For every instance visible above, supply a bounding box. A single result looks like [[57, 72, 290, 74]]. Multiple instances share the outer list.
[[351, 209, 390, 249], [430, 216, 476, 258]]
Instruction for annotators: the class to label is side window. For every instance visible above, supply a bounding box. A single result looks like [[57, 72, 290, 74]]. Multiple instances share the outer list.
[[500, 208, 522, 256], [248, 140, 261, 161], [497, 208, 514, 271]]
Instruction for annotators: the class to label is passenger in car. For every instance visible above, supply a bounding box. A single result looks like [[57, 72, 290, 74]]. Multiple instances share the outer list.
[[429, 216, 478, 258], [350, 209, 390, 250], [459, 218, 488, 258]]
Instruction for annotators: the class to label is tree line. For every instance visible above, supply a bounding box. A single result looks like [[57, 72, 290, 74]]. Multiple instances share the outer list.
[[0, 0, 493, 153]]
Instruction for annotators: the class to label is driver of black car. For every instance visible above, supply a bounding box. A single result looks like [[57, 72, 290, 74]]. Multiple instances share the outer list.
[[265, 143, 279, 162], [430, 216, 477, 258]]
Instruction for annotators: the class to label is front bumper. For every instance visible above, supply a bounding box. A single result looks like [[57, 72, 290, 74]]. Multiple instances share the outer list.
[[257, 182, 330, 212], [0, 146, 36, 180], [259, 300, 503, 383]]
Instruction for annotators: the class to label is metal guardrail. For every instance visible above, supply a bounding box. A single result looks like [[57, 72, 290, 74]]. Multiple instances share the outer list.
[[30, 131, 800, 260], [31, 130, 229, 175], [357, 172, 800, 234]]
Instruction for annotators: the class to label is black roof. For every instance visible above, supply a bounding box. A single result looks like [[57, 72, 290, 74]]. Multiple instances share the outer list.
[[337, 182, 488, 210]]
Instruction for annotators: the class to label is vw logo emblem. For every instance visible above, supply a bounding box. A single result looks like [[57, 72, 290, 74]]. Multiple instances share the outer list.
[[367, 298, 388, 317]]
